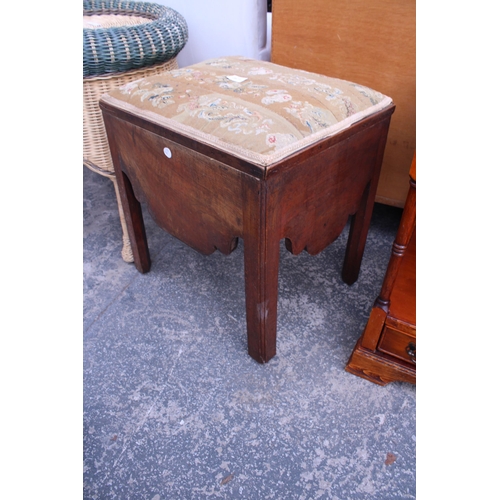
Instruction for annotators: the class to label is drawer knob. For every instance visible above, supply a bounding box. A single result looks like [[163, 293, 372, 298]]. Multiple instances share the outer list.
[[163, 147, 172, 159], [406, 342, 416, 364]]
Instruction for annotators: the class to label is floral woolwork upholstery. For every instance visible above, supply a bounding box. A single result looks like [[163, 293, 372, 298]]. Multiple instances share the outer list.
[[101, 56, 393, 167], [83, 0, 188, 77]]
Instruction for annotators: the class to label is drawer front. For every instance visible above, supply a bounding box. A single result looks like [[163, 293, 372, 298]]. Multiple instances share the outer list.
[[378, 325, 416, 365]]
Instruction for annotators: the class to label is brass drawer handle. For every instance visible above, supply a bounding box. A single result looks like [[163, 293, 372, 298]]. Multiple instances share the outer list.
[[406, 342, 416, 364]]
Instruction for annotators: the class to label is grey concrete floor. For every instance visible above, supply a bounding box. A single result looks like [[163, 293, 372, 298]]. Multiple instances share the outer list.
[[83, 165, 416, 499]]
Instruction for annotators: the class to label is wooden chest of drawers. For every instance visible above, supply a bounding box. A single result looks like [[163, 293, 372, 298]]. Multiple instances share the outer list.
[[346, 156, 416, 385]]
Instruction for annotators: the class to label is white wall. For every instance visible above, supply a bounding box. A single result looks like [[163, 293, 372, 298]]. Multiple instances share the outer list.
[[157, 0, 271, 67]]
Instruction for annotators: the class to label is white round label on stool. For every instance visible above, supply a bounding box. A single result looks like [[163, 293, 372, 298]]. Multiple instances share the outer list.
[[163, 147, 172, 158]]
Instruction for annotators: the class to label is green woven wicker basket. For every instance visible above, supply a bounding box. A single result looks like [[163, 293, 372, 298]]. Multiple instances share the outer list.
[[83, 0, 188, 77]]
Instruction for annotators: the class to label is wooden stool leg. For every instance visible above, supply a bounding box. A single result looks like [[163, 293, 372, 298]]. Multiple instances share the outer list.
[[114, 168, 151, 274], [102, 112, 151, 273], [243, 234, 281, 363], [342, 127, 389, 285], [341, 181, 377, 285], [242, 180, 281, 363]]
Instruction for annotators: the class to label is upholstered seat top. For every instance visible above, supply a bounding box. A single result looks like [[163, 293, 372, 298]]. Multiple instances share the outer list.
[[101, 56, 392, 167]]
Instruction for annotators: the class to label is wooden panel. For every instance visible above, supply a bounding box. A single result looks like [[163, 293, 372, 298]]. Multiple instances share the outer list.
[[271, 112, 392, 256], [345, 155, 416, 384], [271, 0, 416, 207], [106, 115, 245, 256]]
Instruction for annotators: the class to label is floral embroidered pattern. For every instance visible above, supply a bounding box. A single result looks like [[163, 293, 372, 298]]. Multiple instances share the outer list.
[[313, 84, 344, 101], [176, 95, 273, 136], [262, 90, 293, 105], [213, 76, 268, 96], [284, 101, 334, 132], [248, 66, 274, 76], [266, 133, 297, 149], [204, 58, 234, 68], [120, 81, 175, 108], [352, 84, 384, 105], [140, 83, 175, 108], [108, 56, 392, 165]]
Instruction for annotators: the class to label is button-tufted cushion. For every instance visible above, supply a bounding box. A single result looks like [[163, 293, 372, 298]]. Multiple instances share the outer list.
[[101, 56, 392, 167]]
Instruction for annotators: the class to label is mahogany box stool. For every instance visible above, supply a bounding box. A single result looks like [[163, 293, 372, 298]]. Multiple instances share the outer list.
[[100, 56, 394, 363]]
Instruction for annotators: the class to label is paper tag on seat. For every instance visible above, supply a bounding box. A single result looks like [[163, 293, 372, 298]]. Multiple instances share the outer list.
[[226, 75, 248, 83]]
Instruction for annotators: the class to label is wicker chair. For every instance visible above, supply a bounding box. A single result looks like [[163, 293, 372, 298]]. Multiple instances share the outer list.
[[83, 0, 188, 262]]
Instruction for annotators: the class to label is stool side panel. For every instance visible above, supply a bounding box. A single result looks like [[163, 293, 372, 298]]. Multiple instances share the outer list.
[[269, 114, 393, 256], [104, 115, 246, 256]]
